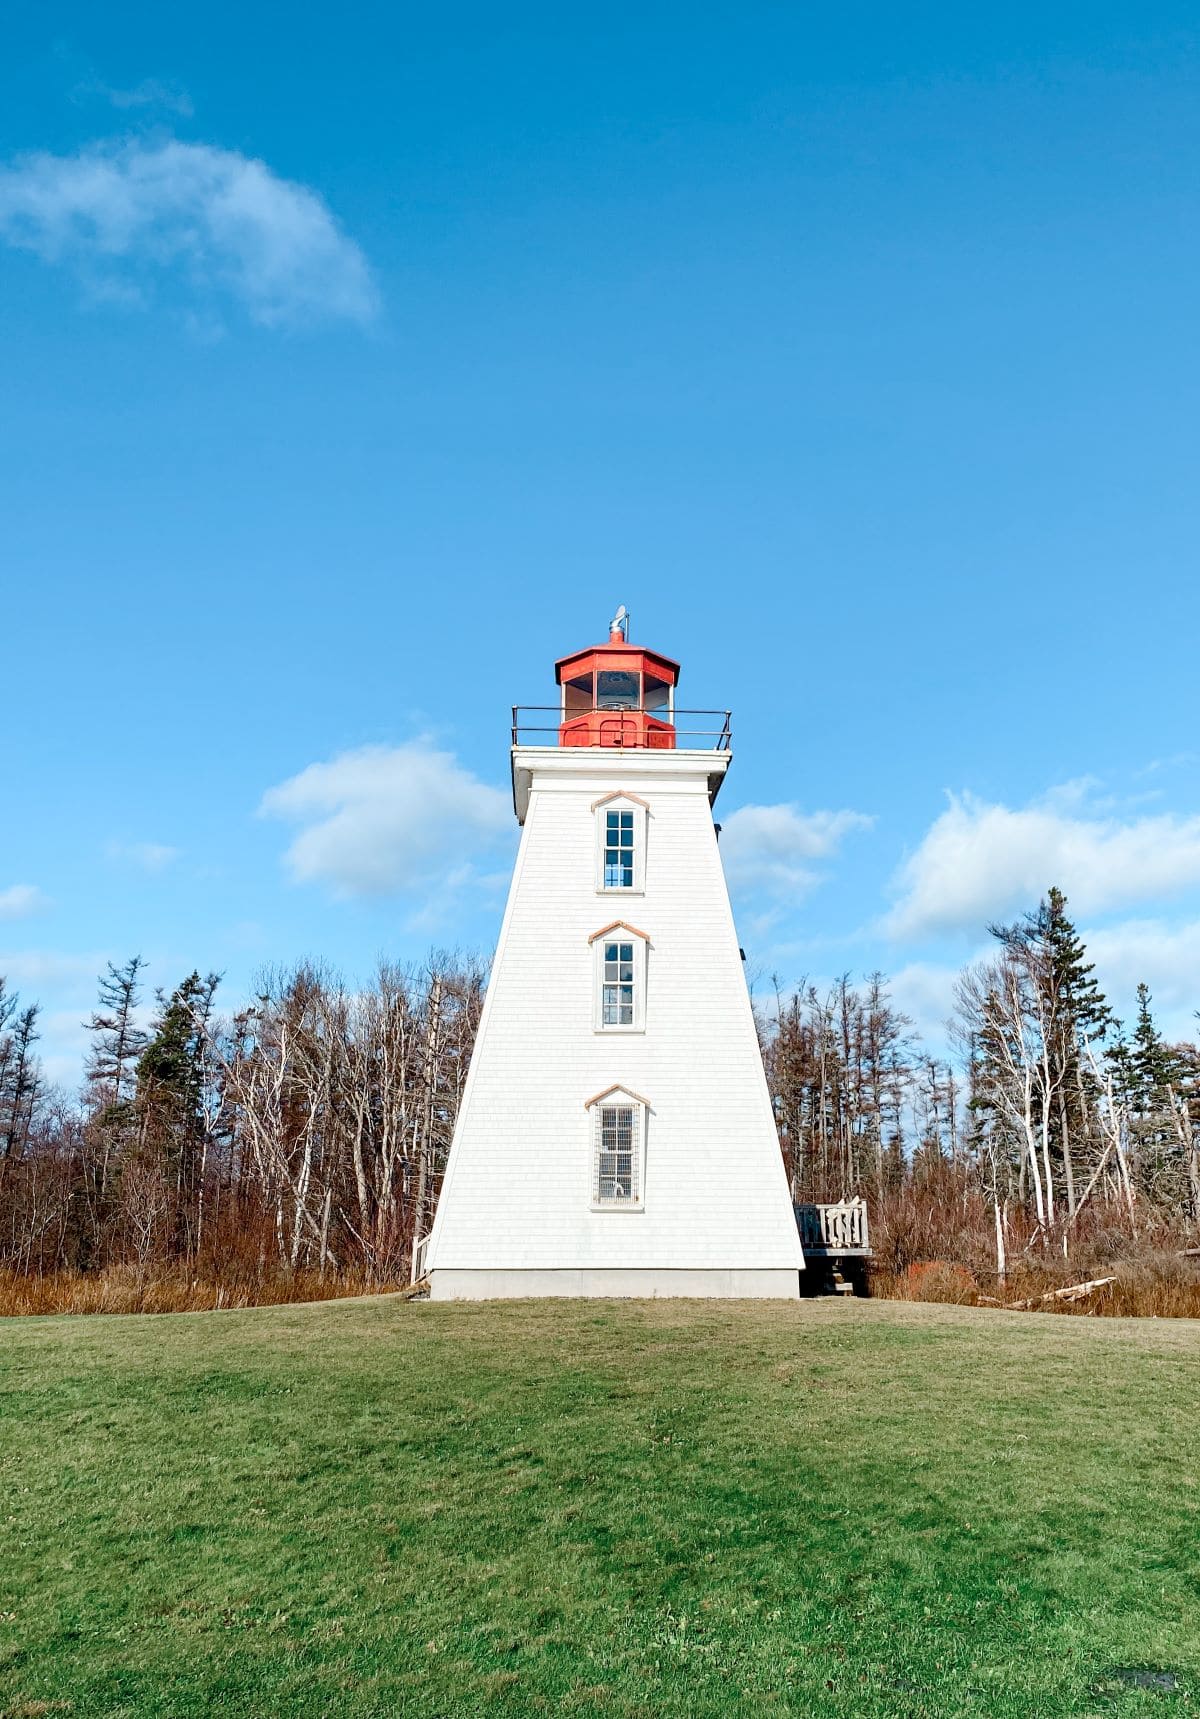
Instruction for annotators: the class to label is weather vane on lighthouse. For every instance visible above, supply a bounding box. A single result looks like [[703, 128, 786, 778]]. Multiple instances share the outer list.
[[610, 603, 629, 642]]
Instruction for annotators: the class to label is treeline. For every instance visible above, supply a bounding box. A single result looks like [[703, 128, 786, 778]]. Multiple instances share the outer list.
[[763, 888, 1200, 1278], [0, 956, 483, 1289], [1, 885, 1198, 1300]]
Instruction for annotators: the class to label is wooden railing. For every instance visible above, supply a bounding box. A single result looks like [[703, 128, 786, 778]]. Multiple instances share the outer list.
[[795, 1198, 870, 1254], [411, 1232, 430, 1284]]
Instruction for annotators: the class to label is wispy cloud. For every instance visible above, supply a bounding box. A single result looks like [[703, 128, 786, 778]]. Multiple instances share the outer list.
[[0, 949, 101, 988], [260, 740, 512, 905], [1137, 752, 1199, 778], [73, 74, 194, 117], [0, 884, 51, 921], [0, 954, 109, 1092], [105, 840, 180, 873], [719, 802, 873, 897], [0, 137, 378, 329], [887, 788, 1200, 940]]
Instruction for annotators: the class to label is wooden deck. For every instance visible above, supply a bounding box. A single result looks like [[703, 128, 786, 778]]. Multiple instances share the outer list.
[[795, 1197, 871, 1258]]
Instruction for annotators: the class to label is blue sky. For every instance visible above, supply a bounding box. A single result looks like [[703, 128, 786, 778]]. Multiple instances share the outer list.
[[4, 1, 1200, 1082]]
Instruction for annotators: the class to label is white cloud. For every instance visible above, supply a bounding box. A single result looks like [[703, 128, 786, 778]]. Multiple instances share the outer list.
[[887, 790, 1200, 940], [1084, 918, 1200, 1028], [719, 803, 873, 896], [105, 840, 180, 873], [0, 884, 50, 920], [887, 960, 972, 1051], [0, 137, 378, 328], [260, 740, 512, 902]]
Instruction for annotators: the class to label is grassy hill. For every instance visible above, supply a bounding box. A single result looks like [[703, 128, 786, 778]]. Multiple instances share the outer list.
[[1, 1297, 1197, 1718]]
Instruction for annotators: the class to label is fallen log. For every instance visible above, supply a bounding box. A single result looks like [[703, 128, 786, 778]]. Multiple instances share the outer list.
[[1006, 1275, 1116, 1312]]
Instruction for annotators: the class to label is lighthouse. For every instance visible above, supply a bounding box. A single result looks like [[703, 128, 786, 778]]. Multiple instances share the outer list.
[[422, 610, 806, 1298]]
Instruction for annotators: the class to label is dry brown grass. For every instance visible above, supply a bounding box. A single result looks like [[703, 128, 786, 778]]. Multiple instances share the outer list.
[[0, 1265, 407, 1317], [872, 1249, 1200, 1318]]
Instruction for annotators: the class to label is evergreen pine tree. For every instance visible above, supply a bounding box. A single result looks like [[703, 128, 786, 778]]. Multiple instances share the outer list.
[[1119, 982, 1198, 1208], [1104, 1026, 1136, 1104], [987, 886, 1113, 1218], [135, 972, 220, 1258], [83, 957, 151, 1220], [85, 957, 150, 1120], [2, 1004, 41, 1161], [1039, 886, 1115, 1040], [1129, 983, 1185, 1105]]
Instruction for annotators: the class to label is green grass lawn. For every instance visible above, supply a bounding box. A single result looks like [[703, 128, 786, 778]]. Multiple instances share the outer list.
[[1, 1297, 1198, 1719]]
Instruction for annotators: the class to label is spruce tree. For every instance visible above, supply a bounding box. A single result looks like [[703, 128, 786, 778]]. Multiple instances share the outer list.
[[83, 957, 151, 1220], [136, 972, 220, 1258], [85, 957, 150, 1119], [987, 887, 1114, 1217], [1, 1004, 41, 1162], [1039, 886, 1114, 1041], [1130, 982, 1182, 1100]]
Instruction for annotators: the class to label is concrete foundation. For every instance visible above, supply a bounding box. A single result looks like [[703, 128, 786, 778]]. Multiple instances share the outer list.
[[428, 1267, 802, 1301]]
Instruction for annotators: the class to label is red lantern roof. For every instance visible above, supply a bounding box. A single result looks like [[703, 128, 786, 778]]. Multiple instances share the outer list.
[[554, 631, 681, 688]]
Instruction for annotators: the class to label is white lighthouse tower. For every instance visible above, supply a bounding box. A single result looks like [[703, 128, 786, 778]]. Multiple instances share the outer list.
[[423, 610, 805, 1299]]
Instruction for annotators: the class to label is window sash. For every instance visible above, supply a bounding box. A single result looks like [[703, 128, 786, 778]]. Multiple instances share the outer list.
[[593, 1103, 640, 1204], [593, 930, 646, 1032], [596, 800, 644, 893], [603, 809, 635, 888], [601, 941, 635, 1026]]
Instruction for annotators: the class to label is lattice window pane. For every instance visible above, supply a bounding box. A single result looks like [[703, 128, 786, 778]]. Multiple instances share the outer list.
[[594, 1103, 640, 1203]]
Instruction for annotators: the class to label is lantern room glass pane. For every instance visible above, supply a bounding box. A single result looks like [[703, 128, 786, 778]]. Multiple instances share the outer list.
[[564, 674, 593, 717], [643, 674, 670, 715], [596, 670, 640, 710]]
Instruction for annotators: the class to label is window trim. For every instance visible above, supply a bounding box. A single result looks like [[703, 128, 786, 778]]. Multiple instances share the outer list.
[[591, 791, 648, 895], [589, 921, 649, 1033], [584, 1084, 649, 1211]]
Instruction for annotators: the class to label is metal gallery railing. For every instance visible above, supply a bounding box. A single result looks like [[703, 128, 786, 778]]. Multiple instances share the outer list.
[[511, 707, 732, 751]]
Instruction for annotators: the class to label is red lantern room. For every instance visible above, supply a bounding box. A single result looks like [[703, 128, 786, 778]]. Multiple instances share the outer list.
[[555, 607, 680, 748]]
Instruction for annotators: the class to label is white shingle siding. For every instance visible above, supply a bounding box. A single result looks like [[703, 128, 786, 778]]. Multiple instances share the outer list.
[[426, 747, 805, 1296]]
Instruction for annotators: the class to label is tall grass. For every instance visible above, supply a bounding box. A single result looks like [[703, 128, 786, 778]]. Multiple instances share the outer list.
[[872, 1250, 1200, 1317], [0, 1264, 407, 1317], [863, 1167, 1200, 1316]]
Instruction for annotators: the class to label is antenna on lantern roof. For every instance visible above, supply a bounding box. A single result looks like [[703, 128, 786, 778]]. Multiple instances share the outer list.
[[609, 604, 629, 643]]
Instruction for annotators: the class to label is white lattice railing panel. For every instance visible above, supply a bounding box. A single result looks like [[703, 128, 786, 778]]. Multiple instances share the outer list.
[[411, 1232, 430, 1283], [796, 1197, 869, 1253]]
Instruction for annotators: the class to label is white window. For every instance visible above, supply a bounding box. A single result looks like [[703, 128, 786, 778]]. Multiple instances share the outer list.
[[586, 1085, 648, 1209], [590, 922, 648, 1032], [592, 792, 648, 893], [603, 808, 635, 888], [602, 940, 635, 1025]]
